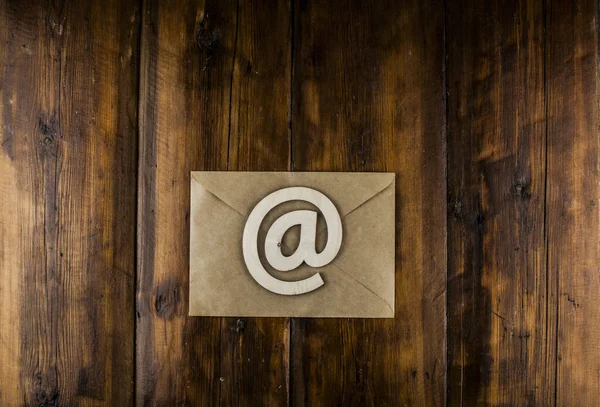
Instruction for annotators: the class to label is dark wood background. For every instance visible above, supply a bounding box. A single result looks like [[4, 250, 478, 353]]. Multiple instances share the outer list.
[[1, 0, 598, 405]]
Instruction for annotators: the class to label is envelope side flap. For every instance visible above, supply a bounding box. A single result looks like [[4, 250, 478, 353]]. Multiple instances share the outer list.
[[312, 178, 395, 239], [327, 180, 396, 310], [330, 262, 394, 315], [190, 175, 246, 219], [191, 172, 250, 216], [328, 173, 394, 217], [339, 175, 395, 218]]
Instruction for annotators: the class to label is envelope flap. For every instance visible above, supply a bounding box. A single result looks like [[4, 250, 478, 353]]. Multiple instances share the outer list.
[[191, 171, 395, 217], [190, 174, 246, 218]]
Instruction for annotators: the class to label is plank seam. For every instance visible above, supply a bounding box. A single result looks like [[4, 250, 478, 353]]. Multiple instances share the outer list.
[[133, 0, 145, 405], [541, 1, 559, 405], [442, 0, 449, 404], [223, 0, 240, 405], [287, 0, 295, 405]]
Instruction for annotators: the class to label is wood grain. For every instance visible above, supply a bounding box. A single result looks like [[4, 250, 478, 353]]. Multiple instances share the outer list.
[[136, 0, 291, 404], [290, 0, 446, 405], [446, 0, 553, 405], [221, 0, 291, 405], [546, 0, 600, 404], [2, 0, 600, 405], [0, 0, 139, 404]]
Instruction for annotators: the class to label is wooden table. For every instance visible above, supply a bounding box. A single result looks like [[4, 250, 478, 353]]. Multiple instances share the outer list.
[[1, 0, 598, 405]]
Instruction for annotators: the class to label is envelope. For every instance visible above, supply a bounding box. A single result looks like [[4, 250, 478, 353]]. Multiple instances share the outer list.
[[189, 172, 395, 318]]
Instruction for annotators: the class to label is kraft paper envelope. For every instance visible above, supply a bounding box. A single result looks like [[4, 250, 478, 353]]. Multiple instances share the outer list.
[[189, 172, 395, 318]]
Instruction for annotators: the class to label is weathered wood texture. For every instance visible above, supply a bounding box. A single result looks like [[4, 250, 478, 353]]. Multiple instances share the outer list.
[[2, 0, 600, 405], [221, 0, 291, 405], [0, 0, 139, 405], [446, 0, 552, 405], [546, 0, 600, 404], [290, 0, 446, 405], [136, 0, 291, 405]]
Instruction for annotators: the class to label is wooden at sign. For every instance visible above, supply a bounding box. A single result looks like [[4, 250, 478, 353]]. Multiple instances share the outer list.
[[243, 186, 343, 295]]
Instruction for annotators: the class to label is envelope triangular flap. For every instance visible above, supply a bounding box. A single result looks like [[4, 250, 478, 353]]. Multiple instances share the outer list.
[[328, 183, 395, 315], [191, 171, 395, 217]]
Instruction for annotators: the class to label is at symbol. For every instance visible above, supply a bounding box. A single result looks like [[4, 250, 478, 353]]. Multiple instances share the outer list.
[[242, 187, 343, 295]]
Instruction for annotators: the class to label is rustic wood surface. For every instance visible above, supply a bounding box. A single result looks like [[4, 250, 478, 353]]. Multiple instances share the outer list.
[[1, 0, 599, 405], [136, 0, 291, 405], [0, 0, 139, 405], [290, 0, 446, 405], [446, 0, 552, 405], [546, 0, 600, 404]]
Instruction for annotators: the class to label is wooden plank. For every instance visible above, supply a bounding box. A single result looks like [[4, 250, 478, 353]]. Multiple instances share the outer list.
[[136, 0, 291, 404], [0, 0, 139, 404], [290, 0, 446, 405], [546, 0, 600, 404], [220, 0, 291, 405], [136, 1, 226, 403], [446, 0, 552, 405]]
